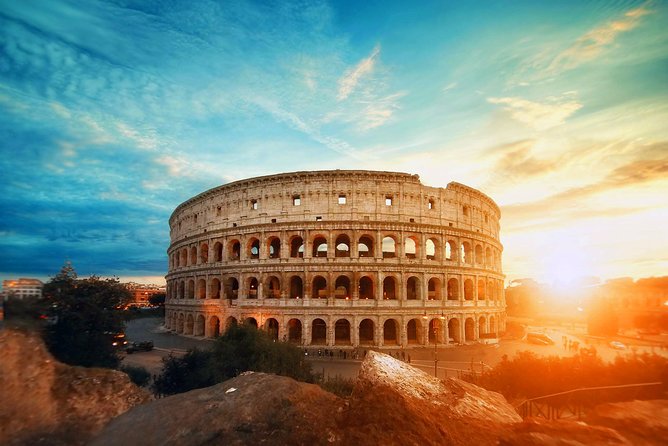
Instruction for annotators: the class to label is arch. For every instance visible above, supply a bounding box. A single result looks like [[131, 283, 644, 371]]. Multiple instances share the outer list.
[[312, 275, 327, 299], [246, 277, 258, 299], [465, 317, 475, 341], [486, 247, 492, 266], [407, 318, 422, 344], [406, 276, 420, 300], [489, 315, 496, 334], [359, 276, 374, 299], [195, 314, 205, 336], [197, 278, 206, 299], [488, 279, 495, 302], [428, 318, 444, 343], [199, 243, 208, 264], [213, 241, 223, 262], [312, 236, 328, 258], [208, 316, 221, 337], [475, 244, 483, 264], [178, 281, 185, 299], [225, 277, 239, 300], [210, 278, 221, 299], [289, 275, 303, 299], [334, 275, 351, 299], [287, 318, 302, 343], [445, 240, 456, 261], [334, 319, 351, 345], [404, 237, 417, 259], [383, 319, 399, 345], [383, 276, 397, 299], [177, 313, 185, 333], [426, 238, 439, 260], [265, 275, 281, 299], [290, 236, 304, 258], [265, 318, 279, 341], [335, 234, 351, 258], [478, 316, 486, 337], [447, 278, 459, 300], [311, 318, 326, 344], [187, 279, 195, 299], [359, 319, 375, 345], [245, 317, 258, 328], [464, 279, 474, 300], [180, 248, 187, 267], [382, 236, 396, 258], [267, 237, 281, 259], [448, 318, 461, 344], [428, 277, 442, 300], [461, 242, 471, 264], [225, 316, 238, 330], [478, 279, 486, 300], [185, 314, 194, 335], [228, 240, 241, 261], [248, 237, 260, 259], [190, 247, 197, 265], [358, 235, 374, 258]]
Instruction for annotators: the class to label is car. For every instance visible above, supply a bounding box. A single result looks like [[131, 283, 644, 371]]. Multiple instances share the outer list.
[[609, 341, 626, 350], [526, 332, 555, 345], [125, 340, 154, 354], [111, 333, 128, 348]]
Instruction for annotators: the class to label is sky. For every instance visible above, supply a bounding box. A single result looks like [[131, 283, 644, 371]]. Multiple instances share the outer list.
[[0, 0, 666, 287]]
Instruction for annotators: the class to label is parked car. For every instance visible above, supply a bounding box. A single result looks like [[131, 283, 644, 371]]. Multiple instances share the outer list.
[[526, 332, 555, 345], [609, 340, 626, 350], [111, 332, 128, 348], [125, 340, 154, 354]]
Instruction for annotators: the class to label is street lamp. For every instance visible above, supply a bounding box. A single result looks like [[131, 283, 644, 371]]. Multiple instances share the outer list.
[[424, 312, 446, 378]]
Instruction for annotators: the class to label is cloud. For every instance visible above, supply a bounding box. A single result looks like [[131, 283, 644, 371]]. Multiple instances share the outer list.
[[337, 45, 380, 101], [547, 3, 653, 74], [487, 94, 582, 130], [489, 139, 557, 179], [357, 91, 406, 131]]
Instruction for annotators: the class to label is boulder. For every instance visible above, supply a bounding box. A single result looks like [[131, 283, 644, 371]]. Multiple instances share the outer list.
[[341, 351, 522, 445], [585, 400, 668, 445], [500, 417, 631, 445], [0, 329, 151, 445], [91, 372, 345, 446]]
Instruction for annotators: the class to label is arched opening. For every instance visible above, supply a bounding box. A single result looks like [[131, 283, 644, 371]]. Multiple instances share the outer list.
[[358, 235, 374, 258], [464, 279, 474, 300], [407, 318, 421, 344], [478, 279, 486, 300], [359, 276, 374, 299], [312, 236, 327, 258], [312, 276, 327, 299], [335, 234, 350, 257], [488, 280, 495, 302], [265, 276, 281, 299], [406, 276, 419, 300], [177, 313, 185, 333], [486, 247, 492, 266], [245, 317, 258, 328], [190, 247, 197, 265], [209, 278, 221, 299], [359, 319, 374, 345], [213, 242, 223, 262], [448, 318, 461, 344], [445, 240, 456, 261], [197, 278, 206, 299], [428, 277, 441, 300], [187, 280, 195, 299], [228, 240, 241, 261], [178, 281, 185, 299], [428, 318, 444, 343], [225, 277, 239, 300], [383, 319, 399, 345], [290, 236, 304, 258], [226, 316, 238, 330], [268, 237, 281, 259], [383, 276, 397, 299], [461, 242, 471, 264], [475, 244, 483, 264], [247, 277, 258, 299], [334, 275, 351, 299], [248, 238, 260, 260], [465, 318, 475, 341], [180, 248, 187, 267], [311, 319, 326, 344], [478, 316, 486, 337], [185, 314, 194, 335], [199, 243, 208, 264], [195, 314, 205, 336], [426, 238, 438, 260], [489, 316, 496, 335], [265, 318, 279, 341], [289, 276, 303, 299], [447, 278, 459, 300], [287, 319, 302, 343], [404, 237, 417, 259], [334, 319, 351, 345], [382, 236, 396, 258], [208, 316, 221, 337]]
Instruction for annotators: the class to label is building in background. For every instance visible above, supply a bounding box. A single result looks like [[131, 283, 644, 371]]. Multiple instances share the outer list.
[[1, 278, 44, 301], [124, 282, 166, 307]]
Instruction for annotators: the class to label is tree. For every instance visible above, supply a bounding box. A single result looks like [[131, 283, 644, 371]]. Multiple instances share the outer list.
[[42, 262, 132, 368], [148, 292, 166, 306]]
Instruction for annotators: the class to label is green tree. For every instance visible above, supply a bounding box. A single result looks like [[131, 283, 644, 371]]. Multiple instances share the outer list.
[[148, 292, 166, 306], [42, 262, 131, 368]]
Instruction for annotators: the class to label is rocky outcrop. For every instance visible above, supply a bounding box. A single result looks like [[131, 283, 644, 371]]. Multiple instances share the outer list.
[[585, 400, 668, 445], [0, 329, 151, 446], [501, 418, 632, 445]]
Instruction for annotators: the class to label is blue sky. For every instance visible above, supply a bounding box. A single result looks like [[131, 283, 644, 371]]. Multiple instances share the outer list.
[[1, 0, 666, 286]]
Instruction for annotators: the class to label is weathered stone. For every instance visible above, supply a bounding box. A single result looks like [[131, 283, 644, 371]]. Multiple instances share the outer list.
[[0, 329, 151, 446], [585, 400, 668, 445], [500, 417, 632, 445]]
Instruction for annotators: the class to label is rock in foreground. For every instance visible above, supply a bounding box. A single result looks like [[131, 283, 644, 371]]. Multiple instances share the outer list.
[[0, 329, 151, 446]]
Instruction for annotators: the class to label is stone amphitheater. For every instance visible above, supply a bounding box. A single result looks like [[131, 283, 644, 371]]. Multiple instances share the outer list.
[[165, 170, 506, 348]]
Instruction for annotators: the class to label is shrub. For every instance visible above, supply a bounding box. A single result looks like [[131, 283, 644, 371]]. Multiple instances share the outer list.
[[120, 365, 151, 387]]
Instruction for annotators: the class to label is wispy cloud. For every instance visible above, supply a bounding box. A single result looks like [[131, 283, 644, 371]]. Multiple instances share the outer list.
[[337, 45, 381, 101], [488, 93, 582, 130], [488, 139, 556, 179]]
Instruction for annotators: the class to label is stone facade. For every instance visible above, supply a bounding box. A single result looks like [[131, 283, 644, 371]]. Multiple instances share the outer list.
[[165, 170, 506, 348]]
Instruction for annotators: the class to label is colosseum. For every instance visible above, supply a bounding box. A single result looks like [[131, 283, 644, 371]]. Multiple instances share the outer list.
[[165, 170, 506, 349]]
